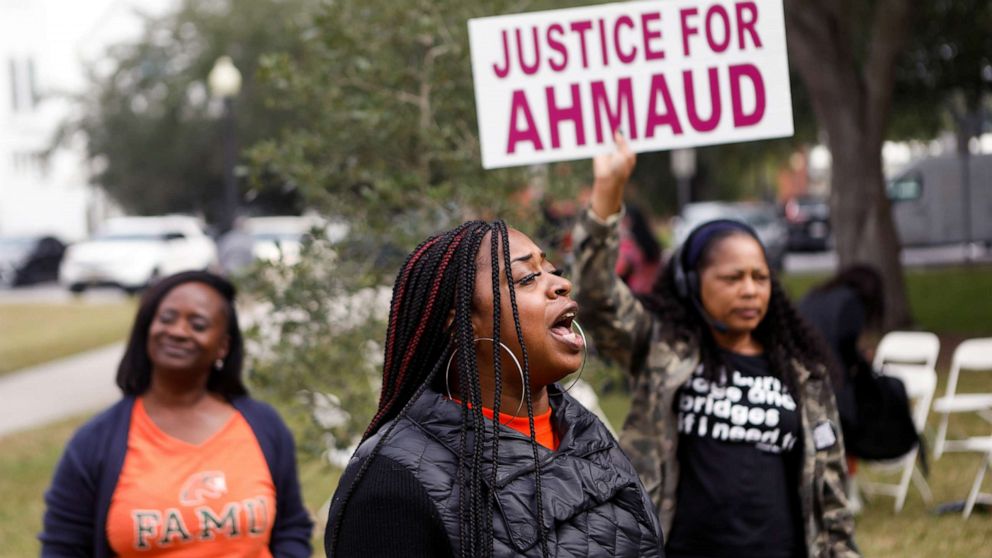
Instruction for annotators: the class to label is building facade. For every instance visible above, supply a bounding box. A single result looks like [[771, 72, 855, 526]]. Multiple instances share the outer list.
[[0, 0, 173, 241]]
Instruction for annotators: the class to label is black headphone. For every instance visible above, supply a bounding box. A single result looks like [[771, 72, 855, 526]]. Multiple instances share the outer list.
[[671, 219, 764, 332], [671, 242, 696, 300]]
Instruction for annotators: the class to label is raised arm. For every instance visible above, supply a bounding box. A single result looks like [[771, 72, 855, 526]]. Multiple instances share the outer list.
[[571, 132, 653, 372]]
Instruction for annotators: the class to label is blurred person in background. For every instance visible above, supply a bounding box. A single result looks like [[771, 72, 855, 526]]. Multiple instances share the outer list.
[[798, 264, 884, 394], [570, 133, 859, 558], [798, 264, 886, 512], [40, 271, 312, 557], [798, 265, 885, 426], [325, 220, 664, 557], [616, 203, 662, 296]]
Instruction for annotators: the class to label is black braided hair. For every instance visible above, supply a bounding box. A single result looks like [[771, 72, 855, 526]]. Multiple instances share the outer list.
[[328, 220, 551, 558], [641, 229, 834, 396], [485, 223, 503, 557]]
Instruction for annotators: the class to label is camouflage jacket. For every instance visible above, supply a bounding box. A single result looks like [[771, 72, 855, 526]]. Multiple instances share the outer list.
[[570, 209, 860, 558]]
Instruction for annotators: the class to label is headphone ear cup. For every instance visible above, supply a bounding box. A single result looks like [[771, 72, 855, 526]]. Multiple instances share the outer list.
[[686, 269, 699, 298]]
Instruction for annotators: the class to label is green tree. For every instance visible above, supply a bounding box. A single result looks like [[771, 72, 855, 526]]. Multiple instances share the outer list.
[[242, 0, 605, 458], [785, 0, 992, 329], [238, 232, 386, 455], [248, 0, 606, 241], [891, 0, 992, 143], [61, 0, 316, 224]]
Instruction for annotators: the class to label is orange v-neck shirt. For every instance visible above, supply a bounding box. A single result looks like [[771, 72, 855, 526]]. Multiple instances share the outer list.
[[106, 398, 276, 556]]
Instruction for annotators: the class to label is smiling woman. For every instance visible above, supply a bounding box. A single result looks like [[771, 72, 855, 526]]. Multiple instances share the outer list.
[[39, 271, 313, 558], [325, 221, 663, 558]]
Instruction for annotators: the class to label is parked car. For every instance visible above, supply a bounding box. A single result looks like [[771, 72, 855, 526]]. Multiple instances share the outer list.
[[59, 216, 218, 293], [672, 201, 788, 270], [0, 235, 66, 286], [247, 216, 347, 264], [783, 195, 831, 252], [217, 215, 349, 275]]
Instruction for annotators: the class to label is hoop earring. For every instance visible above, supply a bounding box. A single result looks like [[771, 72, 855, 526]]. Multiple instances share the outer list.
[[444, 337, 525, 423], [561, 319, 588, 393]]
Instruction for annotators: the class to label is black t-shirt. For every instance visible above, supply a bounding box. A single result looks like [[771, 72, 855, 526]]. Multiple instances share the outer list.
[[666, 351, 806, 558]]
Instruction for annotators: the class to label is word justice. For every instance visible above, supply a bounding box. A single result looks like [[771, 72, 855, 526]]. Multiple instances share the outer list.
[[491, 2, 764, 78], [505, 64, 766, 154]]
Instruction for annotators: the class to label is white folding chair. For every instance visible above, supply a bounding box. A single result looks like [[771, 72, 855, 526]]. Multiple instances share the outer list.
[[957, 436, 992, 519], [872, 331, 941, 372], [932, 338, 992, 458], [859, 362, 937, 512]]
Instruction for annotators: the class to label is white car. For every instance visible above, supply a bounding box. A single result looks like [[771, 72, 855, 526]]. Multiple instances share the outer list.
[[59, 216, 218, 293], [218, 215, 348, 274]]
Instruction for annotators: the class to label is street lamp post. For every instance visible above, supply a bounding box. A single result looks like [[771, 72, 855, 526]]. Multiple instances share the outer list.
[[671, 148, 696, 213], [208, 56, 242, 234]]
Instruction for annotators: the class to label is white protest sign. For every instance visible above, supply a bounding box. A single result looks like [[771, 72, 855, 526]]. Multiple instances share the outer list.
[[468, 0, 793, 169]]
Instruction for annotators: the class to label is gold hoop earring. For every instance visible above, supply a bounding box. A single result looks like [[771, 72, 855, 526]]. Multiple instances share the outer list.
[[561, 319, 588, 393], [444, 337, 525, 423]]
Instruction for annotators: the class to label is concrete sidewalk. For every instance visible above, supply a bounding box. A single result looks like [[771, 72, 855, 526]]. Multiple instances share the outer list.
[[0, 342, 124, 438]]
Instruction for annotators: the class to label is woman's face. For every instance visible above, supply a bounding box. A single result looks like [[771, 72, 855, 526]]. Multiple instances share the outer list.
[[471, 228, 584, 388], [697, 234, 771, 334], [146, 282, 230, 376]]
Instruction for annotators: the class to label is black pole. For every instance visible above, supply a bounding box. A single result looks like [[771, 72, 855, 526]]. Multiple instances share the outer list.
[[677, 176, 691, 213], [221, 96, 238, 234], [958, 110, 974, 263]]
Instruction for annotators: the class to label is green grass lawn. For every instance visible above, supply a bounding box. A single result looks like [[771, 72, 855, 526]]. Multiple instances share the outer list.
[[782, 265, 992, 336], [0, 416, 88, 558], [0, 301, 137, 376]]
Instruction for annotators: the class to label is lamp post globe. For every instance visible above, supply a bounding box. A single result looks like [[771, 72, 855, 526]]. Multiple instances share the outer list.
[[208, 55, 242, 99]]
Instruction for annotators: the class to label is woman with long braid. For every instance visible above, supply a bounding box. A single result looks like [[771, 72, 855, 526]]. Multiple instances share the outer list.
[[571, 134, 860, 558], [325, 221, 664, 557]]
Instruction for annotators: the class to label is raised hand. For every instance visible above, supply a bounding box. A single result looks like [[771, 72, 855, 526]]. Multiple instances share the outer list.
[[591, 131, 636, 220]]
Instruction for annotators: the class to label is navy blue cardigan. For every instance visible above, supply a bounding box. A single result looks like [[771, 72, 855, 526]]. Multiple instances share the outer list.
[[39, 395, 313, 557]]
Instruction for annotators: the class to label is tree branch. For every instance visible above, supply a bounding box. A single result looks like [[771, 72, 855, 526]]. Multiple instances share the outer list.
[[338, 75, 421, 107]]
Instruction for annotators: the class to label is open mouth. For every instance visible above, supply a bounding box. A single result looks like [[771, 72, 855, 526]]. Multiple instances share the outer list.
[[549, 305, 584, 350]]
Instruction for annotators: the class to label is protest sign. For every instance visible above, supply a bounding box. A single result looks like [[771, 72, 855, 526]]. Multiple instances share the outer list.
[[468, 0, 793, 169]]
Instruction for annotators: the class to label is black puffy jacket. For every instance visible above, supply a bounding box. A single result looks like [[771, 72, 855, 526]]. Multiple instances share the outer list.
[[328, 386, 665, 557]]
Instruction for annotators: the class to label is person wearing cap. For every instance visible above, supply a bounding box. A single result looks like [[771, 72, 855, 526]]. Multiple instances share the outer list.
[[569, 133, 859, 558]]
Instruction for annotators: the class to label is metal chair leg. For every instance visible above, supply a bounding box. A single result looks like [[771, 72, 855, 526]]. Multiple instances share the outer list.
[[963, 451, 991, 519]]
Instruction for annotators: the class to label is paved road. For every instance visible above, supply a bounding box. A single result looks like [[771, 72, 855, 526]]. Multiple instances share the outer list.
[[0, 342, 123, 438], [786, 242, 992, 274], [0, 284, 128, 304]]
